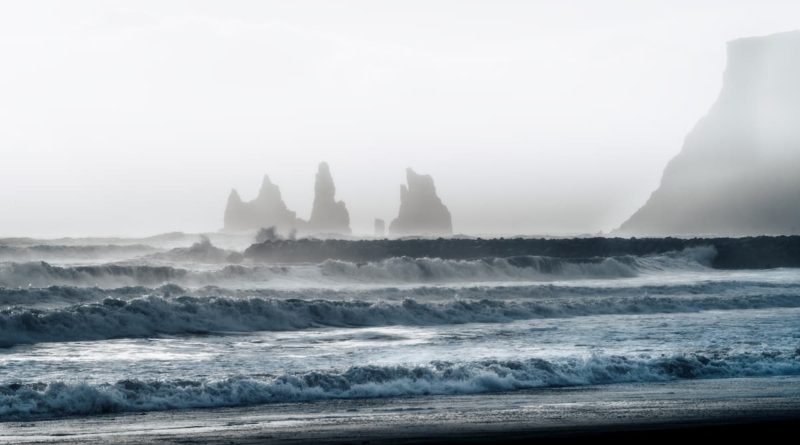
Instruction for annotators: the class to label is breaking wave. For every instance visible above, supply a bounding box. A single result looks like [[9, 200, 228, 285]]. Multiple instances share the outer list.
[[317, 246, 715, 282], [0, 262, 289, 288], [3, 291, 800, 347], [0, 285, 181, 307], [0, 247, 716, 288], [3, 279, 800, 308], [0, 244, 157, 262], [145, 237, 240, 264], [3, 350, 799, 420]]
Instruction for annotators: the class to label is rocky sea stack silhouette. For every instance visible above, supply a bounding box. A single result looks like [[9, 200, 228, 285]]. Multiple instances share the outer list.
[[223, 165, 454, 236], [618, 31, 800, 236], [389, 168, 453, 236], [223, 175, 300, 233], [223, 163, 351, 235], [307, 162, 351, 234]]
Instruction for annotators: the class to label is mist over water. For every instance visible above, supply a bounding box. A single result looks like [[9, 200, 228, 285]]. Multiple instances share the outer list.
[[2, 1, 800, 237], [2, 2, 800, 441], [617, 31, 800, 236], [1, 234, 800, 427]]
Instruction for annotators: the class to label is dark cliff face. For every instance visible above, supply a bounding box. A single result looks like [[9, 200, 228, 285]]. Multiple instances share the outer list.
[[389, 168, 453, 236], [307, 162, 351, 235], [618, 31, 800, 236], [223, 175, 300, 233]]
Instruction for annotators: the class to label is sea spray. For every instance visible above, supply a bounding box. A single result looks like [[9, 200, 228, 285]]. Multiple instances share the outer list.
[[4, 291, 800, 347], [0, 247, 716, 288], [3, 350, 799, 420]]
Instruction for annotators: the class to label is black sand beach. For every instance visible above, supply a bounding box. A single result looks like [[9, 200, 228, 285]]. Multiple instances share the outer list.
[[5, 376, 800, 444]]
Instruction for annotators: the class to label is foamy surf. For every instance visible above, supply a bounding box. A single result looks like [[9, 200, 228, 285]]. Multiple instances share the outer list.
[[3, 350, 799, 420], [0, 247, 716, 288], [3, 277, 800, 307], [3, 291, 800, 347]]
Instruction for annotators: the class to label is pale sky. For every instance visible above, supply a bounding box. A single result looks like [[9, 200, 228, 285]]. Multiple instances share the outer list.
[[1, 0, 798, 237]]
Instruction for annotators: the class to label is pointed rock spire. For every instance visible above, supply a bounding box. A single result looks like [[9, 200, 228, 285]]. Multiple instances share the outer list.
[[223, 189, 249, 231], [307, 162, 351, 234], [227, 188, 242, 206]]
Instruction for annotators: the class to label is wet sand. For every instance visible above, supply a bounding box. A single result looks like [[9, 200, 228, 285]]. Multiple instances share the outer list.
[[4, 376, 800, 444]]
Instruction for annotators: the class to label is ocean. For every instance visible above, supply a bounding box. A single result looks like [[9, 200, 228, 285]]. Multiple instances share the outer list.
[[1, 235, 800, 442]]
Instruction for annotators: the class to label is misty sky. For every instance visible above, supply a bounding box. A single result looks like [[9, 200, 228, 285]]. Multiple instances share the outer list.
[[1, 0, 799, 237]]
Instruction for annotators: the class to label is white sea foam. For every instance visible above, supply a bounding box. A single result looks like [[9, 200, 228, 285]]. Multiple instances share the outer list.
[[0, 244, 158, 263], [2, 350, 798, 420], [3, 290, 800, 347], [0, 247, 716, 288], [3, 278, 800, 308]]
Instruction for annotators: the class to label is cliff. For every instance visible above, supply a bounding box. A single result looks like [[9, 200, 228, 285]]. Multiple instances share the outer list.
[[389, 168, 453, 236], [617, 31, 800, 236]]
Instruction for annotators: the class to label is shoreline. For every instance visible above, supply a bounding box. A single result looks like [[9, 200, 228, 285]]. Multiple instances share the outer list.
[[4, 376, 800, 444]]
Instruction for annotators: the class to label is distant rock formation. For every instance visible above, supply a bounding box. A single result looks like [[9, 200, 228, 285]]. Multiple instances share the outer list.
[[617, 31, 800, 236], [307, 162, 351, 234], [389, 168, 452, 236], [223, 175, 301, 233], [374, 218, 386, 237]]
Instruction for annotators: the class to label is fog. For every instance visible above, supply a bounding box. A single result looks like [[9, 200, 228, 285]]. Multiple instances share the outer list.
[[616, 30, 800, 236], [1, 0, 799, 237]]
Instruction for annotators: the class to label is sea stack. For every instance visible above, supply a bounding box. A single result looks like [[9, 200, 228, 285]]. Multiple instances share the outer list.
[[223, 189, 249, 232], [307, 162, 351, 234], [617, 31, 800, 236], [374, 218, 386, 237], [223, 175, 300, 232], [389, 168, 453, 236]]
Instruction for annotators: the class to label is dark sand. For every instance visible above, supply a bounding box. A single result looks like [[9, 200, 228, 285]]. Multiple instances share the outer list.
[[3, 376, 800, 444]]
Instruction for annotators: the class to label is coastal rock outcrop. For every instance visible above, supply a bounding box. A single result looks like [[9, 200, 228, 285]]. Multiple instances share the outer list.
[[223, 175, 301, 233], [243, 236, 800, 269], [307, 162, 351, 234], [617, 31, 800, 236], [389, 168, 452, 236]]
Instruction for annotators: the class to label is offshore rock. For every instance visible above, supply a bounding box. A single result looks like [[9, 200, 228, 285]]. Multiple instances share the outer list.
[[307, 162, 351, 235], [389, 168, 452, 236], [223, 175, 300, 233], [243, 235, 800, 269]]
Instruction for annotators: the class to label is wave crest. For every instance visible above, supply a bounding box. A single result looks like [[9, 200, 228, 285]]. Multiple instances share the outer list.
[[0, 247, 716, 288], [3, 290, 799, 347], [2, 350, 798, 420]]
